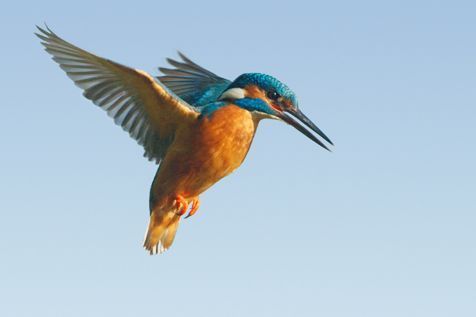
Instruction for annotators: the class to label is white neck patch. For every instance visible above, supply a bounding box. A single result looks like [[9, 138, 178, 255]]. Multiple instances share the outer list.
[[218, 88, 246, 100]]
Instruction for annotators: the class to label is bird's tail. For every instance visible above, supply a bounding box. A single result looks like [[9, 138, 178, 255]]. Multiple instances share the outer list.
[[143, 209, 181, 255]]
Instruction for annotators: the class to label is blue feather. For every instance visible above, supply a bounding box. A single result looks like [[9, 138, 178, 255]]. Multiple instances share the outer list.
[[199, 101, 228, 117], [228, 73, 298, 107], [157, 52, 231, 108], [233, 98, 271, 114], [157, 56, 298, 117], [199, 98, 272, 118]]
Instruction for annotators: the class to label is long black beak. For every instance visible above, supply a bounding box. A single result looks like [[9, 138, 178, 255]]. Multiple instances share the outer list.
[[277, 108, 333, 151]]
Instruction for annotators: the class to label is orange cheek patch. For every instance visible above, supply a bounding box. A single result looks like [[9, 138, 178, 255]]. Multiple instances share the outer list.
[[244, 85, 282, 112], [243, 85, 293, 113], [244, 85, 266, 99]]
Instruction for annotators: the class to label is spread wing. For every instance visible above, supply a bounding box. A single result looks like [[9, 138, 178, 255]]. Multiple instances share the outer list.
[[157, 52, 231, 107], [36, 26, 199, 164]]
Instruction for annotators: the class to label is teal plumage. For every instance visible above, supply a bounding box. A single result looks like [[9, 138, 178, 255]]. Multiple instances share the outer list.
[[157, 55, 297, 111], [157, 52, 230, 108]]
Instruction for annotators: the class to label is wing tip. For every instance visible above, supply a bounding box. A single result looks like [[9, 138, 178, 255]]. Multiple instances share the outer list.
[[35, 23, 53, 37]]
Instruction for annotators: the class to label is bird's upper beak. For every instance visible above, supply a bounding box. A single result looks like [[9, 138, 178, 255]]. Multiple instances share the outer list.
[[276, 107, 333, 151]]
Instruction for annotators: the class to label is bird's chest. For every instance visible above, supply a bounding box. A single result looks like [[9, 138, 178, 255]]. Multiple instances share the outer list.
[[192, 105, 257, 174], [163, 105, 258, 196]]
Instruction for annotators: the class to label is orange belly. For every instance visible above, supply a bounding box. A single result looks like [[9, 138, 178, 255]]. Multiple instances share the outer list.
[[150, 105, 259, 209]]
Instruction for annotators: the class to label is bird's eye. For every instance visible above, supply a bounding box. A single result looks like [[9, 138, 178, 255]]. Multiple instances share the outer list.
[[267, 90, 280, 101]]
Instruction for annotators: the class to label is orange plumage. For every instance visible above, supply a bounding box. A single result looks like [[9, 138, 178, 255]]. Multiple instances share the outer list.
[[37, 26, 333, 255], [145, 105, 259, 253]]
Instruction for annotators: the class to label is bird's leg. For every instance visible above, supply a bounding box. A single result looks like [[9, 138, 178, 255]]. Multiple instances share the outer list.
[[173, 195, 189, 216], [185, 197, 200, 219]]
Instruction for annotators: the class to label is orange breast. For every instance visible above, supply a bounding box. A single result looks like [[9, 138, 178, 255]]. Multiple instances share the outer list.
[[151, 105, 259, 206]]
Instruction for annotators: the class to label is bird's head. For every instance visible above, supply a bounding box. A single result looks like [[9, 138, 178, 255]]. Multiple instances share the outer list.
[[219, 73, 333, 150]]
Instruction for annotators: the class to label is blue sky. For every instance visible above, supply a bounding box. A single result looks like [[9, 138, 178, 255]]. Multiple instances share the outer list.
[[1, 0, 475, 316]]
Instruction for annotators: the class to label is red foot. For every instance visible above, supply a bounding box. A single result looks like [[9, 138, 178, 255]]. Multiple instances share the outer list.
[[173, 195, 189, 216], [185, 197, 200, 219]]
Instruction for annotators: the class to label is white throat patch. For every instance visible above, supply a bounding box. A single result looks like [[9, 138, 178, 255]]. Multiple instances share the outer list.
[[218, 88, 246, 100]]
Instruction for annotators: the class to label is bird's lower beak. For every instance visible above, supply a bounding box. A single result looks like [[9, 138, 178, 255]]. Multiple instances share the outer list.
[[277, 108, 333, 151]]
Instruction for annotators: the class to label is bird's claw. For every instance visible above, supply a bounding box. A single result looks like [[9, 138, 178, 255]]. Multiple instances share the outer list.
[[173, 195, 189, 216], [185, 198, 200, 219], [173, 196, 200, 218]]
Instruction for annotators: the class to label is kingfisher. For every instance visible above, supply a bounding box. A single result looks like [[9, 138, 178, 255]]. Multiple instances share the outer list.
[[36, 26, 333, 254]]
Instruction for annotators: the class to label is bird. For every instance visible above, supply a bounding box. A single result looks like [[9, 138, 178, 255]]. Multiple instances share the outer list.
[[36, 25, 333, 254]]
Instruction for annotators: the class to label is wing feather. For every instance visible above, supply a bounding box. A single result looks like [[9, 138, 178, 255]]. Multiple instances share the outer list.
[[156, 52, 231, 107], [36, 26, 198, 163]]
